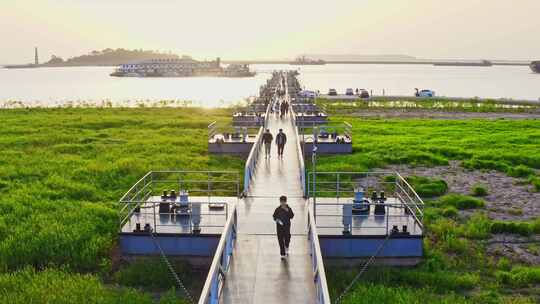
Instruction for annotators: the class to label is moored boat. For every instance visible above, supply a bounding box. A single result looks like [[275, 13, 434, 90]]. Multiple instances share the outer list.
[[530, 61, 540, 73], [110, 57, 255, 78]]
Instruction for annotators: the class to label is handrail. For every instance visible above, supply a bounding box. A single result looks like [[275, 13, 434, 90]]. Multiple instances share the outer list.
[[119, 171, 152, 202], [242, 93, 273, 195], [198, 205, 238, 304], [243, 127, 263, 195], [119, 171, 240, 231], [307, 204, 331, 304], [308, 170, 425, 232], [290, 106, 306, 196], [264, 97, 272, 128]]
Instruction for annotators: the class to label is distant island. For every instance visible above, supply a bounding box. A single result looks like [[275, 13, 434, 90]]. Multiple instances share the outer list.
[[4, 49, 182, 68], [302, 54, 418, 61], [3, 49, 531, 69]]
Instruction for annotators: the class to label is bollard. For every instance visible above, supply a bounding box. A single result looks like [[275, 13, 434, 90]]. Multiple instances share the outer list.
[[342, 203, 352, 235], [191, 203, 201, 234]]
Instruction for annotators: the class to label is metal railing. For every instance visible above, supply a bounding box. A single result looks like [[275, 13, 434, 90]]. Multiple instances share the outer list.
[[208, 121, 261, 141], [198, 205, 238, 304], [314, 202, 420, 236], [307, 204, 331, 304], [121, 201, 230, 234], [307, 171, 424, 228], [119, 171, 240, 230], [243, 127, 264, 194], [290, 105, 307, 196], [242, 95, 273, 194], [297, 121, 353, 143]]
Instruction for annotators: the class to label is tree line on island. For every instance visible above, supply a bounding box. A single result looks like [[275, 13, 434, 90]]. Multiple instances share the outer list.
[[45, 49, 186, 66]]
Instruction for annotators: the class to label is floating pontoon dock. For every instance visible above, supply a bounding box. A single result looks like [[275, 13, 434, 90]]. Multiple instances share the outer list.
[[119, 71, 424, 304]]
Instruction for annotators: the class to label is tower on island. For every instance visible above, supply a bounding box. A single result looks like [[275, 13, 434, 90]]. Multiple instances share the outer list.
[[34, 47, 39, 65]]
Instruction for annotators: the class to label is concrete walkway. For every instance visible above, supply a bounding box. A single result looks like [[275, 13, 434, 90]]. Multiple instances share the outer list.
[[220, 100, 316, 303]]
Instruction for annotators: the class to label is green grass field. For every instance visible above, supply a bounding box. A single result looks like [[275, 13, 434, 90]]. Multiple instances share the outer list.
[[1, 107, 540, 302], [0, 108, 243, 302], [314, 117, 540, 189], [312, 117, 540, 303]]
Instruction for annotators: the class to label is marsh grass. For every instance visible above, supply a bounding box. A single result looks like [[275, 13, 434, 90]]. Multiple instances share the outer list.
[[406, 176, 448, 197], [313, 118, 540, 190], [317, 97, 540, 114], [329, 209, 540, 303], [0, 267, 187, 303], [0, 107, 242, 301], [471, 184, 489, 196]]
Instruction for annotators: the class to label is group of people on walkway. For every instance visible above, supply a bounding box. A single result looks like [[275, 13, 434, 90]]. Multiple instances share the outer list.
[[270, 98, 290, 119], [262, 128, 287, 159]]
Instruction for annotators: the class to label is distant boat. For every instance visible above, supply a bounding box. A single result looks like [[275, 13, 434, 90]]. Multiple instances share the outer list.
[[434, 60, 492, 67], [530, 61, 540, 73], [290, 56, 326, 65]]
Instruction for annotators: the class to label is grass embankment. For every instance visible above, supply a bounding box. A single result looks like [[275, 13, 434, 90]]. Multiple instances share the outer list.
[[314, 118, 540, 303], [317, 97, 540, 114], [0, 108, 243, 302]]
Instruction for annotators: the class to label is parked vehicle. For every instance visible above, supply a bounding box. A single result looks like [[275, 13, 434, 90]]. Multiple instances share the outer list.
[[328, 88, 337, 96], [299, 90, 317, 98], [415, 88, 435, 97], [345, 88, 354, 96], [359, 89, 370, 98]]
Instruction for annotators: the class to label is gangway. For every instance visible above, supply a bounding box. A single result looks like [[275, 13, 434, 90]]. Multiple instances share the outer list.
[[199, 71, 324, 303]]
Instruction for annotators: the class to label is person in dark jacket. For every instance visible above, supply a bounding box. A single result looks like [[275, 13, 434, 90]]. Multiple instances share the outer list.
[[262, 129, 273, 159], [276, 129, 287, 158], [273, 195, 294, 259]]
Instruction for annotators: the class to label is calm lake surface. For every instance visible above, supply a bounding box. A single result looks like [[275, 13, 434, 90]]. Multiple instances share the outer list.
[[0, 64, 538, 107]]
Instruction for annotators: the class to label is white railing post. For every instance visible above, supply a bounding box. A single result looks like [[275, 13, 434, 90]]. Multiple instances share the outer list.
[[198, 206, 238, 304], [307, 206, 331, 304]]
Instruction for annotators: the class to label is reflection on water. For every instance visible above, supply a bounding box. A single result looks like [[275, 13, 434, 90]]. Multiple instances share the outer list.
[[0, 64, 538, 108]]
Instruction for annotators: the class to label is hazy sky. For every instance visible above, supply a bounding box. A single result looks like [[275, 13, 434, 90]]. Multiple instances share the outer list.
[[1, 0, 539, 63]]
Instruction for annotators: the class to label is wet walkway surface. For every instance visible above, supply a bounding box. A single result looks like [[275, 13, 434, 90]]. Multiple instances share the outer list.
[[221, 101, 316, 303]]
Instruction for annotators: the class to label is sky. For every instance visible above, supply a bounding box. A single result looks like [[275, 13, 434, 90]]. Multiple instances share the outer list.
[[1, 0, 539, 64]]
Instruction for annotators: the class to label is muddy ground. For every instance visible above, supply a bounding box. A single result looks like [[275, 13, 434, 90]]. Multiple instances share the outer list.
[[380, 161, 540, 265], [385, 161, 540, 221]]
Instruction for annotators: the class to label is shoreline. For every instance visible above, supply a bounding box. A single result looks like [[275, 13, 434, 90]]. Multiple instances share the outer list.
[[319, 95, 540, 105], [2, 59, 532, 69]]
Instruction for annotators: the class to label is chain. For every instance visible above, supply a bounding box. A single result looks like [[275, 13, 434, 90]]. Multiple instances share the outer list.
[[148, 231, 195, 304], [334, 233, 393, 304]]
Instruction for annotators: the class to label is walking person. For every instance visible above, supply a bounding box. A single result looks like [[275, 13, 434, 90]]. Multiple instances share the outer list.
[[273, 195, 294, 259], [280, 101, 286, 119], [276, 128, 287, 158], [262, 128, 273, 159]]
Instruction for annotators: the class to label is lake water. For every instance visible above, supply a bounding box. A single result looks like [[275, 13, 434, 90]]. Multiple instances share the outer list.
[[0, 64, 538, 107]]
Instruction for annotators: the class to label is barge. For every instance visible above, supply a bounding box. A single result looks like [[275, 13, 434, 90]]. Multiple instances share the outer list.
[[110, 57, 255, 77]]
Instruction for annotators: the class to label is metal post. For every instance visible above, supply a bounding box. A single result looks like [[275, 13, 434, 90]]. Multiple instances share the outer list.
[[312, 146, 317, 221], [386, 204, 389, 235], [207, 172, 211, 201], [336, 173, 340, 199], [153, 202, 157, 233], [178, 173, 182, 195]]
